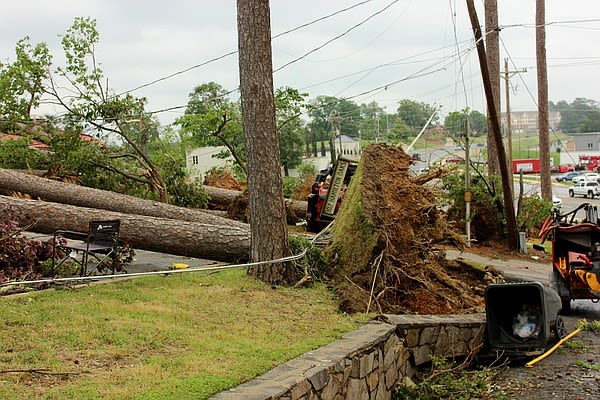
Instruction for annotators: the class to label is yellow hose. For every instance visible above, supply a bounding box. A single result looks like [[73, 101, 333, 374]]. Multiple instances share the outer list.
[[525, 328, 582, 368]]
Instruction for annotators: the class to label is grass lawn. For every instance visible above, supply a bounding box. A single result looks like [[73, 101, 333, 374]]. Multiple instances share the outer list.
[[0, 269, 371, 399]]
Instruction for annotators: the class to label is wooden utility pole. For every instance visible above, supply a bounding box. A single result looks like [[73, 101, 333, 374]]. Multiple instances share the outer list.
[[466, 0, 519, 250], [504, 59, 513, 180], [503, 59, 527, 187], [485, 0, 501, 177], [537, 0, 551, 200]]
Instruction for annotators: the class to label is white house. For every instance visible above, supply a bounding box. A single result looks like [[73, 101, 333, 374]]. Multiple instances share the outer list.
[[186, 146, 234, 181], [186, 135, 361, 179]]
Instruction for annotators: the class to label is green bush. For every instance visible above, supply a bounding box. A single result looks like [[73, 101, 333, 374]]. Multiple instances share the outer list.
[[517, 195, 552, 236], [289, 235, 329, 280]]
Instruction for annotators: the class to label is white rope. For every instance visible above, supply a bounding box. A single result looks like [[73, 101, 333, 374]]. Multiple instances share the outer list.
[[1, 222, 335, 288]]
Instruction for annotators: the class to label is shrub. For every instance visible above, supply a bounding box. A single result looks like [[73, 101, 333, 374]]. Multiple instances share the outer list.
[[0, 205, 60, 283]]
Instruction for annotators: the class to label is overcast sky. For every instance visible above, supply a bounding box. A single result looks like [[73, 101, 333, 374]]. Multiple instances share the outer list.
[[2, 0, 600, 125]]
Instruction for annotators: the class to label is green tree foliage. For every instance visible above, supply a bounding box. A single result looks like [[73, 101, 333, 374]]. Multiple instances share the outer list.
[[177, 83, 309, 177], [308, 96, 361, 140], [386, 115, 412, 143], [517, 194, 552, 236], [558, 98, 600, 133], [43, 17, 171, 202], [0, 136, 49, 169], [358, 101, 384, 141], [275, 87, 307, 176], [0, 18, 206, 207], [0, 37, 51, 132], [396, 99, 438, 134], [151, 146, 208, 208], [176, 82, 246, 172], [442, 170, 505, 242], [444, 109, 487, 137]]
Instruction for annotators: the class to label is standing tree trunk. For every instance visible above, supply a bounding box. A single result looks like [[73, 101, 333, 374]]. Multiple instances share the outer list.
[[237, 0, 294, 285], [537, 0, 551, 200], [485, 0, 501, 178]]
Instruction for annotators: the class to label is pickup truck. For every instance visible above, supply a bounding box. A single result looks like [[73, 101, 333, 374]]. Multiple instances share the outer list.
[[568, 181, 600, 198]]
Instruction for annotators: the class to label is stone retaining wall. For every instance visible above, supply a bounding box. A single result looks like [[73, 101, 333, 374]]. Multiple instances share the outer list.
[[210, 313, 486, 400]]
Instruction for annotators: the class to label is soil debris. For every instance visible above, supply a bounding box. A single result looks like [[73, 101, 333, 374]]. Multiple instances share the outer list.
[[325, 144, 492, 315], [203, 168, 243, 191]]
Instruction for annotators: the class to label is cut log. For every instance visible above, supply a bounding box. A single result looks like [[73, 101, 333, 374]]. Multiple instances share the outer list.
[[203, 185, 308, 221], [0, 168, 248, 229], [1, 196, 250, 262]]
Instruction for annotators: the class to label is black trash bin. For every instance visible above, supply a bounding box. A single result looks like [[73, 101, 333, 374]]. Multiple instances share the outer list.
[[485, 282, 565, 356]]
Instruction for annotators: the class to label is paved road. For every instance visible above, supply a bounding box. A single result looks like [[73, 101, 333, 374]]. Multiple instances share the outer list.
[[446, 248, 600, 321], [445, 248, 552, 283]]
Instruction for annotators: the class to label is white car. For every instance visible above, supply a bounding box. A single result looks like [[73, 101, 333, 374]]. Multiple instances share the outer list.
[[572, 172, 600, 183], [568, 181, 600, 198]]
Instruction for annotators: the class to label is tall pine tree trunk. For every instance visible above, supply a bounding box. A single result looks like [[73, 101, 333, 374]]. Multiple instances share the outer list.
[[237, 0, 294, 285]]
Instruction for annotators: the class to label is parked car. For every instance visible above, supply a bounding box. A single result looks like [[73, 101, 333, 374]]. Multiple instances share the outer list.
[[572, 172, 600, 184], [555, 171, 582, 182], [568, 181, 600, 198]]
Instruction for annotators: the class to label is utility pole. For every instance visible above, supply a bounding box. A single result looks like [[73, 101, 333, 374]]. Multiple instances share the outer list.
[[537, 0, 551, 201], [466, 0, 519, 250], [503, 59, 527, 187], [485, 0, 501, 178], [464, 118, 472, 247]]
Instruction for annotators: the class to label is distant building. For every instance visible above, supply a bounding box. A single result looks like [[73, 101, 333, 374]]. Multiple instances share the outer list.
[[559, 132, 600, 165], [187, 135, 362, 179], [500, 111, 561, 133], [0, 133, 50, 151], [186, 146, 234, 181], [333, 134, 360, 157]]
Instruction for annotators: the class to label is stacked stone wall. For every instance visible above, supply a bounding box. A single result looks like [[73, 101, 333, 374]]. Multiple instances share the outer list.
[[210, 314, 486, 400]]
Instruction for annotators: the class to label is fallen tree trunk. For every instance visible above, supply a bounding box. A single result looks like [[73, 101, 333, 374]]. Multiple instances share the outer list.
[[1, 196, 250, 262], [0, 168, 248, 229], [203, 185, 308, 221]]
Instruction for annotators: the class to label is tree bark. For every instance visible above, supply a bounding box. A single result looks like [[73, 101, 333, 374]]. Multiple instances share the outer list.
[[1, 196, 250, 262], [0, 168, 248, 229], [203, 185, 308, 221], [537, 0, 551, 200], [237, 0, 294, 284]]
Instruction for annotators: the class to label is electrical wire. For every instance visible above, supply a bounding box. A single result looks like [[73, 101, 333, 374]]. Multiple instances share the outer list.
[[118, 0, 376, 97], [273, 0, 401, 73], [499, 36, 587, 167], [0, 222, 336, 289]]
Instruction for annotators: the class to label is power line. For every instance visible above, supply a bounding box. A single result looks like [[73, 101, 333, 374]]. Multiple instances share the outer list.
[[118, 0, 376, 97], [273, 0, 401, 73]]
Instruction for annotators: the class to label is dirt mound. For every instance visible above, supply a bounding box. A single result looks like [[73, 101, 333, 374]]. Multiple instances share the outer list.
[[203, 169, 243, 191], [325, 144, 493, 315]]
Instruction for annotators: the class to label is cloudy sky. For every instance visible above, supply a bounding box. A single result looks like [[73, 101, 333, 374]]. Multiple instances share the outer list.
[[2, 0, 600, 125]]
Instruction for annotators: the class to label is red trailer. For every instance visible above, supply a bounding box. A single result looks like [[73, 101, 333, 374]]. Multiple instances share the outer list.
[[512, 158, 541, 174]]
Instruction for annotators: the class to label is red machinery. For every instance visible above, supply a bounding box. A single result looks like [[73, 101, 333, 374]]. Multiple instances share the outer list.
[[539, 203, 600, 313], [306, 157, 357, 233], [578, 155, 600, 171]]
